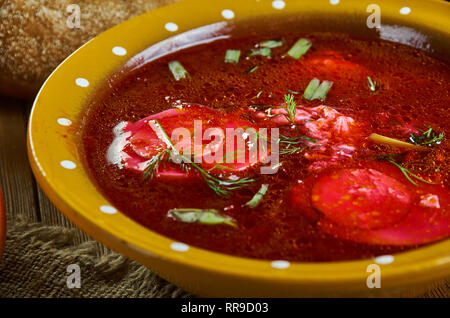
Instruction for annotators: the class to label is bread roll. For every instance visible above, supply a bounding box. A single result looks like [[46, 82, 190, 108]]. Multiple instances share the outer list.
[[0, 0, 177, 99]]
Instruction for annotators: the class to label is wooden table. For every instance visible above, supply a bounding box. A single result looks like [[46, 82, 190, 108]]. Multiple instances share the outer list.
[[0, 95, 448, 297], [0, 96, 93, 246]]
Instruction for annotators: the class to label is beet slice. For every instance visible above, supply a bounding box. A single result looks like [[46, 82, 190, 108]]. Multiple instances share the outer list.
[[318, 184, 450, 246], [107, 104, 265, 179], [312, 168, 412, 230], [291, 167, 450, 246]]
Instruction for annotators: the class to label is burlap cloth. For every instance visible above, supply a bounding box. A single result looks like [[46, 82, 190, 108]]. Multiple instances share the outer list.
[[0, 221, 448, 297], [0, 221, 192, 297]]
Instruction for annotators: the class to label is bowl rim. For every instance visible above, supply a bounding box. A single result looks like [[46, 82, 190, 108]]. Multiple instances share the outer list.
[[27, 0, 450, 290]]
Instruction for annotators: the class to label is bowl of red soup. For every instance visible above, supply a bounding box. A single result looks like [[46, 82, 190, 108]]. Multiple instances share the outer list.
[[27, 0, 450, 296]]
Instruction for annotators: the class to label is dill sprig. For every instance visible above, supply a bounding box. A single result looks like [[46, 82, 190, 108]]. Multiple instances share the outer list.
[[381, 155, 440, 186], [410, 127, 444, 147], [366, 76, 380, 94], [142, 148, 171, 181], [142, 120, 254, 197], [283, 94, 297, 125], [279, 134, 320, 155], [279, 144, 307, 155]]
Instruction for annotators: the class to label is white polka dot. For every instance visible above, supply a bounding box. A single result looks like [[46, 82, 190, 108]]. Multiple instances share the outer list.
[[57, 118, 72, 126], [112, 46, 127, 56], [75, 78, 89, 87], [221, 9, 235, 19], [165, 22, 178, 32], [399, 7, 411, 15], [374, 255, 394, 265], [271, 260, 290, 269], [100, 205, 117, 214], [170, 242, 189, 252], [330, 0, 339, 5], [272, 0, 285, 10], [60, 160, 76, 169]]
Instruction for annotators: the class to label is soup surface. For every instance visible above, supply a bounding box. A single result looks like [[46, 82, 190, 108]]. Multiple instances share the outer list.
[[81, 27, 450, 262]]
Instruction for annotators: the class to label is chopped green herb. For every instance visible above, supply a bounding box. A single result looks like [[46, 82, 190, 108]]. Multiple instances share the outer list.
[[410, 127, 444, 147], [279, 134, 320, 155], [168, 60, 189, 80], [249, 47, 271, 57], [284, 94, 297, 124], [303, 78, 320, 99], [303, 78, 333, 101], [143, 120, 254, 197], [382, 156, 440, 186], [245, 184, 269, 208], [168, 208, 236, 227], [279, 144, 307, 155], [143, 148, 171, 181], [225, 49, 241, 63], [260, 40, 283, 48], [256, 90, 263, 98], [286, 89, 300, 95], [366, 76, 380, 94], [287, 38, 312, 59], [244, 65, 259, 74], [279, 134, 320, 145]]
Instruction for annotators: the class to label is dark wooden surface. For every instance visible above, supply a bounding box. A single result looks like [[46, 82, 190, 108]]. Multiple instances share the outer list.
[[0, 95, 448, 297]]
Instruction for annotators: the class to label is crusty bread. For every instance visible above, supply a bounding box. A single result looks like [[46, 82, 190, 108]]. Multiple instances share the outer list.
[[0, 0, 177, 99]]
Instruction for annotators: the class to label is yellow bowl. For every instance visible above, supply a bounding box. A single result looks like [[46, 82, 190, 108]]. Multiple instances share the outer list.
[[28, 0, 450, 297]]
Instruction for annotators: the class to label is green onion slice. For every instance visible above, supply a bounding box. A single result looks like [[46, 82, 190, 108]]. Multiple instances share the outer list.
[[260, 40, 283, 48], [286, 89, 300, 95], [303, 78, 333, 101], [244, 65, 259, 74], [168, 60, 189, 81], [249, 47, 271, 57], [167, 208, 236, 227], [225, 49, 241, 63], [287, 38, 312, 59], [245, 184, 269, 208]]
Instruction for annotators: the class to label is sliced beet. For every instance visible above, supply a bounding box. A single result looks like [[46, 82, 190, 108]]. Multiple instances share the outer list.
[[107, 104, 264, 179], [319, 184, 450, 246], [312, 168, 412, 230], [291, 167, 450, 246]]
